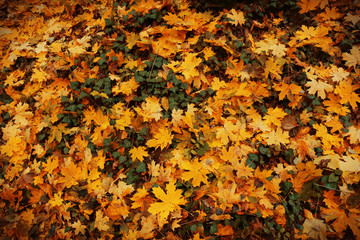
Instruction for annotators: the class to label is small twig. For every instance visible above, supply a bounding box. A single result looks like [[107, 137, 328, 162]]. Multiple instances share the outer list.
[[148, 55, 157, 81], [314, 183, 341, 192], [315, 195, 320, 217]]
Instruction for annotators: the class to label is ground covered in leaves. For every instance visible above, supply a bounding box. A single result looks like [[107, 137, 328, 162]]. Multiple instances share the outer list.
[[0, 0, 360, 239]]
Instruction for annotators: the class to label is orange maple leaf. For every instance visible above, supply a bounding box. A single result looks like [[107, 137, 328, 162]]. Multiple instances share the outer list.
[[298, 0, 321, 14]]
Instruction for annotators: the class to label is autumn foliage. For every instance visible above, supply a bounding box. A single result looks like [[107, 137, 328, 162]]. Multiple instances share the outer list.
[[0, 0, 360, 239]]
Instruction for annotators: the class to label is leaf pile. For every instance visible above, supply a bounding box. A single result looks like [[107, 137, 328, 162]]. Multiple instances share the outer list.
[[0, 0, 359, 239]]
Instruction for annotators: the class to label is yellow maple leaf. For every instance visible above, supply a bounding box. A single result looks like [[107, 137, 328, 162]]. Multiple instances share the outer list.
[[179, 53, 202, 79], [13, 102, 34, 126], [305, 79, 333, 99], [227, 9, 245, 26], [70, 220, 87, 235], [346, 126, 360, 144], [291, 162, 323, 192], [302, 218, 327, 240], [136, 96, 163, 122], [342, 45, 360, 68], [125, 32, 139, 50], [171, 108, 184, 127], [263, 57, 283, 80], [0, 136, 26, 157], [334, 79, 360, 109], [262, 127, 290, 146], [313, 123, 343, 150], [263, 107, 287, 127], [339, 155, 360, 172], [48, 192, 63, 207], [94, 210, 111, 231], [216, 120, 238, 145], [330, 66, 349, 82], [31, 68, 48, 83], [129, 146, 149, 162], [180, 159, 209, 187], [119, 77, 139, 96], [148, 180, 187, 222], [147, 127, 173, 150], [274, 82, 302, 101]]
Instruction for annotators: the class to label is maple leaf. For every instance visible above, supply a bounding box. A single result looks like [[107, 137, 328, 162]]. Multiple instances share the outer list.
[[42, 156, 59, 174], [113, 77, 139, 96], [31, 68, 48, 83], [171, 108, 184, 128], [70, 220, 87, 235], [202, 46, 215, 60], [131, 186, 153, 211], [59, 161, 83, 188], [305, 79, 333, 99], [330, 66, 349, 82], [274, 82, 303, 101], [48, 192, 63, 207], [94, 210, 111, 231], [216, 120, 238, 145], [147, 127, 173, 150], [342, 45, 360, 68], [105, 199, 130, 220], [338, 155, 360, 172], [262, 127, 290, 146], [263, 57, 283, 80], [313, 123, 343, 149], [179, 53, 202, 79], [264, 107, 287, 127], [302, 218, 327, 240], [291, 162, 323, 192], [345, 13, 360, 25], [334, 79, 360, 109], [323, 93, 350, 116], [136, 96, 163, 122], [254, 38, 287, 58], [227, 9, 245, 26], [129, 146, 149, 162], [13, 102, 34, 126], [211, 77, 226, 91], [346, 126, 360, 144], [322, 207, 360, 239], [180, 159, 210, 187], [0, 136, 26, 157], [298, 0, 321, 14], [125, 32, 139, 50], [211, 182, 241, 209], [148, 180, 187, 222]]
